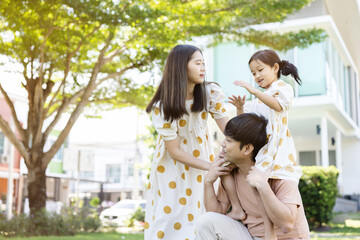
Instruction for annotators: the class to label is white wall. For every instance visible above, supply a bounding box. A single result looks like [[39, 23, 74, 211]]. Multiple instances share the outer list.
[[342, 139, 360, 195]]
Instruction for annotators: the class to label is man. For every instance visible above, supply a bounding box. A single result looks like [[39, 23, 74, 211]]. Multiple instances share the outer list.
[[196, 113, 310, 240]]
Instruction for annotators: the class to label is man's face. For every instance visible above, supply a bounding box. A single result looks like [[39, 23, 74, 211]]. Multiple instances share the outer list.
[[221, 136, 244, 163]]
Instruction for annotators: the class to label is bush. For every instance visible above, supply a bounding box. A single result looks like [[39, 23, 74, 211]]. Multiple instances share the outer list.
[[299, 166, 339, 229], [0, 206, 101, 238]]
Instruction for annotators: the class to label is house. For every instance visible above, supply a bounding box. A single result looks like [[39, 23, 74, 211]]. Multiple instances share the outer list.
[[204, 0, 360, 197]]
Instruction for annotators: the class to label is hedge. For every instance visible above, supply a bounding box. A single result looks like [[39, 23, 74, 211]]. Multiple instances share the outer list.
[[299, 166, 339, 229]]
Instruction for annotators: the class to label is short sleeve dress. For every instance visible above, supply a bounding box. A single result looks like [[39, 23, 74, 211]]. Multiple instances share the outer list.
[[144, 83, 228, 240], [245, 80, 302, 182]]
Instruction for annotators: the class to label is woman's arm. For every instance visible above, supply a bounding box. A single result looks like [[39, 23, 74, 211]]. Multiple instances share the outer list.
[[165, 138, 211, 170], [214, 116, 230, 133]]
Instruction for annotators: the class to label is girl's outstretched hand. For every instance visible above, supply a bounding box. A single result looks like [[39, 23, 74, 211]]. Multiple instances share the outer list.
[[234, 81, 256, 94], [228, 95, 246, 109]]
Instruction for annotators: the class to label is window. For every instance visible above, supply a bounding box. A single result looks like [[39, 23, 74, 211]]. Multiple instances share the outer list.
[[128, 164, 134, 177], [0, 132, 4, 155], [214, 43, 254, 99], [106, 164, 121, 183], [299, 151, 316, 166], [297, 42, 327, 96]]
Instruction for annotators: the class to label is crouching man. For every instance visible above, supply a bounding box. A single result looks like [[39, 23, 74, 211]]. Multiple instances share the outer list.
[[196, 113, 310, 240]]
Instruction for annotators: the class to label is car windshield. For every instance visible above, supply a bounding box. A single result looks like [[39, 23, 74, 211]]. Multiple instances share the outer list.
[[112, 202, 135, 209]]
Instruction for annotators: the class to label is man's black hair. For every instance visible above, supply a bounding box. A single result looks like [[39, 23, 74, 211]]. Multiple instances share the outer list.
[[224, 113, 268, 161]]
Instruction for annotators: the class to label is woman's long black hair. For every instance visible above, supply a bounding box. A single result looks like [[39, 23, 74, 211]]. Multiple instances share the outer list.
[[249, 49, 302, 85], [146, 45, 207, 122]]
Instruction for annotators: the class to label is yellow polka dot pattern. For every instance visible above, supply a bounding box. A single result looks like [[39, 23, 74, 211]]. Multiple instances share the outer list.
[[282, 117, 287, 125], [157, 165, 165, 173], [278, 82, 286, 87], [158, 190, 161, 197], [181, 173, 185, 180], [154, 107, 160, 115], [201, 112, 207, 119], [186, 188, 192, 196], [262, 162, 270, 167], [193, 150, 200, 157], [209, 154, 215, 162], [147, 182, 151, 189], [164, 206, 171, 214], [273, 164, 281, 171], [179, 119, 186, 127], [157, 231, 164, 239], [215, 103, 222, 110], [279, 138, 283, 146], [169, 181, 176, 189], [197, 175, 202, 183], [179, 197, 187, 205], [198, 201, 201, 209], [285, 166, 294, 172], [197, 137, 203, 144], [183, 139, 187, 144], [184, 165, 189, 171], [289, 154, 295, 163], [144, 222, 149, 229], [287, 129, 291, 137], [188, 213, 194, 222], [163, 123, 171, 128], [174, 222, 181, 230]]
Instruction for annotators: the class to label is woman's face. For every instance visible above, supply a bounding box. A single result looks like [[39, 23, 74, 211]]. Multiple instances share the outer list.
[[187, 51, 205, 85]]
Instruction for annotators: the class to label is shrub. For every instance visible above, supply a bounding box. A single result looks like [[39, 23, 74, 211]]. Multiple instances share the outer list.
[[299, 166, 339, 229], [0, 206, 101, 238], [89, 197, 100, 208]]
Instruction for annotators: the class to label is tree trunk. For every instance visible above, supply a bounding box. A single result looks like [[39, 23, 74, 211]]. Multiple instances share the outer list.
[[27, 165, 47, 215]]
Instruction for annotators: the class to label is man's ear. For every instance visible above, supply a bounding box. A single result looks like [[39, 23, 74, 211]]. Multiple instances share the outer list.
[[244, 144, 254, 156]]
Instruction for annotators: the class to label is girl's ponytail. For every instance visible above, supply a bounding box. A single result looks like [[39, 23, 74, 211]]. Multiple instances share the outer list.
[[280, 60, 302, 85]]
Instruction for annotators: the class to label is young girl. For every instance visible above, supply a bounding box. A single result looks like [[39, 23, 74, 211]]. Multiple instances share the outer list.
[[144, 44, 229, 240], [226, 49, 303, 239]]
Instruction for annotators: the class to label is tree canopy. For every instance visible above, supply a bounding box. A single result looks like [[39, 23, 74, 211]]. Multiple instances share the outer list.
[[0, 0, 325, 213]]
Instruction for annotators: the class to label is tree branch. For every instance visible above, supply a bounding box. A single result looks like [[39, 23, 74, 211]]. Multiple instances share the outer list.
[[0, 84, 27, 142], [0, 115, 30, 165], [42, 30, 115, 168]]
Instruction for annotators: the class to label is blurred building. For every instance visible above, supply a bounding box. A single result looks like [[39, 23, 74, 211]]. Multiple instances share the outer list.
[[204, 0, 360, 196]]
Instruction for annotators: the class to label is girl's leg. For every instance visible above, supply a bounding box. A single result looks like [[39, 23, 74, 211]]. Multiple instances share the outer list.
[[251, 187, 277, 240], [221, 173, 246, 220]]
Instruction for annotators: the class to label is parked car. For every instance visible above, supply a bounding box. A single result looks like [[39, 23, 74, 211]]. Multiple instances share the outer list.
[[99, 199, 146, 227]]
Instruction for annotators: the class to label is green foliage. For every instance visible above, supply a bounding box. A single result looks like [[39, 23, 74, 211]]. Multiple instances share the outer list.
[[125, 207, 145, 227], [89, 197, 100, 208], [132, 207, 145, 223], [299, 166, 339, 229], [0, 0, 326, 214], [0, 207, 101, 238]]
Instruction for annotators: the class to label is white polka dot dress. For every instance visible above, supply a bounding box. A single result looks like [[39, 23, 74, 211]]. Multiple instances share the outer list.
[[144, 83, 227, 240], [245, 80, 302, 182]]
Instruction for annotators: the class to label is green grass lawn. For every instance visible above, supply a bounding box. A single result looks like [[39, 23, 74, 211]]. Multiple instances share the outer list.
[[311, 211, 360, 239], [0, 233, 144, 240], [3, 212, 360, 240]]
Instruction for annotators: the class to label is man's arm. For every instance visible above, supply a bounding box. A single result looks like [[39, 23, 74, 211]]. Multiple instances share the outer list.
[[247, 167, 297, 234], [204, 156, 231, 214]]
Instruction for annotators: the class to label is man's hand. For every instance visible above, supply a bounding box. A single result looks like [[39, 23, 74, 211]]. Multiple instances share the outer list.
[[234, 81, 256, 94], [205, 153, 232, 185], [246, 166, 272, 189]]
